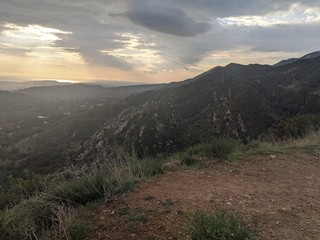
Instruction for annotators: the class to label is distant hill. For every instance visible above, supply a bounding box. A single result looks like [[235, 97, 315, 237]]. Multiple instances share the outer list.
[[0, 80, 70, 91], [79, 54, 320, 158], [18, 83, 164, 102], [274, 51, 320, 66], [0, 83, 163, 174]]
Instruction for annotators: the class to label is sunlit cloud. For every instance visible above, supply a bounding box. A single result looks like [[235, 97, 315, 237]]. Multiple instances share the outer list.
[[218, 4, 320, 26], [101, 33, 165, 72], [0, 23, 71, 49], [0, 23, 82, 63]]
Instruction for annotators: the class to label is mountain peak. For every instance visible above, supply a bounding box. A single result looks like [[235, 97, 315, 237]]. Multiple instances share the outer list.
[[274, 51, 320, 67]]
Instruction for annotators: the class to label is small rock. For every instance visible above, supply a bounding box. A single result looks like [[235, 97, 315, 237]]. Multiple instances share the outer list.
[[131, 233, 136, 237], [111, 210, 116, 215], [276, 221, 280, 225], [270, 155, 277, 159], [100, 216, 105, 221]]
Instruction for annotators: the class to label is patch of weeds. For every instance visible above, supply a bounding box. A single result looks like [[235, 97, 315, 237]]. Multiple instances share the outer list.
[[115, 180, 139, 195], [189, 209, 255, 240], [181, 155, 196, 166], [67, 219, 92, 240], [160, 199, 174, 207], [229, 141, 284, 161], [160, 199, 174, 213], [128, 213, 149, 223], [144, 196, 154, 201], [118, 206, 129, 216]]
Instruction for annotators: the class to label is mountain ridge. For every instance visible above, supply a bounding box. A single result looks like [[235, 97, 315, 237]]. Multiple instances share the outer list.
[[274, 51, 320, 67], [77, 55, 320, 159]]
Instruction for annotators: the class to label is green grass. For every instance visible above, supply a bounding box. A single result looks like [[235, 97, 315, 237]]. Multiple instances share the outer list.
[[67, 219, 91, 240], [128, 213, 149, 223], [1, 133, 319, 239], [167, 137, 240, 167], [0, 149, 171, 240], [189, 209, 255, 240], [118, 206, 130, 216]]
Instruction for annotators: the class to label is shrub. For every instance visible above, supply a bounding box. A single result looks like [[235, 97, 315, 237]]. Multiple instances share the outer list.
[[48, 172, 108, 206], [189, 138, 240, 160], [0, 170, 46, 210], [0, 198, 73, 240], [270, 114, 320, 140], [67, 219, 91, 240], [190, 210, 255, 240], [0, 148, 171, 239]]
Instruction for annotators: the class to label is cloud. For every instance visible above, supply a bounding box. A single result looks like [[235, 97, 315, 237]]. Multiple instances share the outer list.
[[168, 0, 320, 18], [114, 1, 212, 37], [1, 0, 320, 78], [246, 23, 320, 52], [82, 49, 133, 70]]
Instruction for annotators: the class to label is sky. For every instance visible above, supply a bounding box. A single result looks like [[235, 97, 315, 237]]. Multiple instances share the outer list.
[[0, 0, 320, 83]]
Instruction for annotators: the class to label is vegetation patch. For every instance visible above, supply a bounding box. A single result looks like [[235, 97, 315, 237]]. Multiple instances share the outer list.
[[1, 132, 319, 239], [188, 209, 255, 240], [128, 212, 149, 223], [270, 114, 320, 140], [67, 219, 92, 240]]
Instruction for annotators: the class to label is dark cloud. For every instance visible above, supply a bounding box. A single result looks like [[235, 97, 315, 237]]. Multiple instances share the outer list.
[[115, 1, 212, 37], [166, 0, 320, 18]]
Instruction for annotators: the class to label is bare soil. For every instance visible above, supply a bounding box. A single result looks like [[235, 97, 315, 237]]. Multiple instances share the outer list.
[[88, 153, 320, 240]]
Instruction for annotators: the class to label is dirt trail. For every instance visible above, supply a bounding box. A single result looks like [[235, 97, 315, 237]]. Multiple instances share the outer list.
[[89, 153, 320, 240]]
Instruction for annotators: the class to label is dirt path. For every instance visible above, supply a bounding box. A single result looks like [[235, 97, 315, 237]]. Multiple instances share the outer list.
[[89, 153, 320, 240]]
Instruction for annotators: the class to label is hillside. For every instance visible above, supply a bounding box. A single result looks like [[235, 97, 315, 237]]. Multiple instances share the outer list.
[[18, 84, 164, 101], [0, 84, 163, 176], [0, 80, 70, 91], [79, 56, 320, 158], [1, 129, 319, 240], [1, 55, 320, 177]]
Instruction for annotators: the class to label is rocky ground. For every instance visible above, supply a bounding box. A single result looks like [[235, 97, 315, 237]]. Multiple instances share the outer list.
[[88, 152, 320, 240]]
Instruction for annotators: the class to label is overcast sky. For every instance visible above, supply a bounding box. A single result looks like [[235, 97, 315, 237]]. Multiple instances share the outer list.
[[0, 0, 320, 83]]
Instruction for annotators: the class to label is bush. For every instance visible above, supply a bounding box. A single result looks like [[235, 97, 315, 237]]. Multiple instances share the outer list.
[[271, 114, 320, 140], [0, 170, 46, 210], [0, 148, 170, 239], [189, 138, 240, 160], [48, 172, 108, 206], [191, 210, 255, 240], [0, 198, 73, 240], [67, 219, 91, 240]]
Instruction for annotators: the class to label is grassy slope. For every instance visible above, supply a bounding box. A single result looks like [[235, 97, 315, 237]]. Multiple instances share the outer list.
[[0, 131, 319, 239]]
